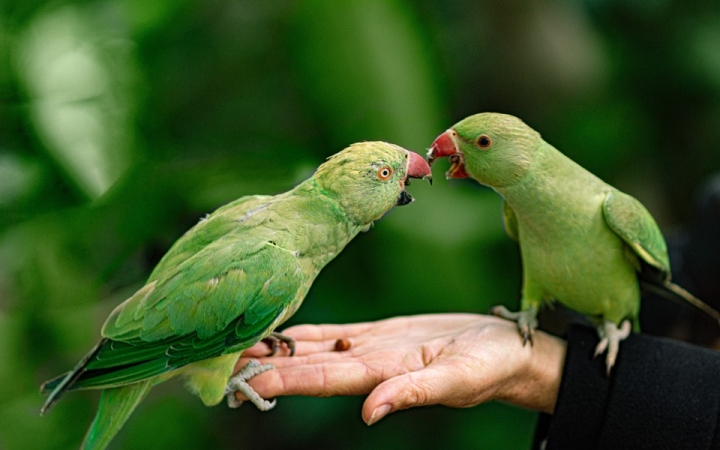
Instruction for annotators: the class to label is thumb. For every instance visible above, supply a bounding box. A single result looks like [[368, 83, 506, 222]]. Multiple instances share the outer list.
[[361, 366, 458, 425]]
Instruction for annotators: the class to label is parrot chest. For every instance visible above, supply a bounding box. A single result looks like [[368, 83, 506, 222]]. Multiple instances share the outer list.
[[515, 195, 640, 319]]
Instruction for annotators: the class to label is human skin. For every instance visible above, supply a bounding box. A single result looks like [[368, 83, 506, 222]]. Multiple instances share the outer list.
[[235, 314, 567, 425]]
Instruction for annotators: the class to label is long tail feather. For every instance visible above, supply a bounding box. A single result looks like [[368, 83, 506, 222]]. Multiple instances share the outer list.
[[82, 380, 152, 450], [40, 339, 107, 415], [642, 280, 720, 324]]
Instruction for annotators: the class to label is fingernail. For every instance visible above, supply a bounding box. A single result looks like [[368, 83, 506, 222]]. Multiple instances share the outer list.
[[367, 404, 391, 426]]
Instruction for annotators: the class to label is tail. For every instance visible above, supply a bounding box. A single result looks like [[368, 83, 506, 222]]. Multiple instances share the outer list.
[[82, 380, 153, 450], [641, 279, 720, 325], [40, 339, 107, 415]]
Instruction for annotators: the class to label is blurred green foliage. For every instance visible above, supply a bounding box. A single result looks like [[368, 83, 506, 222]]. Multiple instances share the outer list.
[[1, 0, 719, 449]]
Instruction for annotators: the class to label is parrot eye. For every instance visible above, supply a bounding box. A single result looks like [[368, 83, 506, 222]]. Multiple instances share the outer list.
[[477, 135, 492, 149], [377, 166, 393, 180]]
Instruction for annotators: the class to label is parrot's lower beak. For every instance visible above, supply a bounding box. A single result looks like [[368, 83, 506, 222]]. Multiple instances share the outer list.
[[397, 151, 433, 206], [396, 190, 413, 206], [427, 130, 468, 179]]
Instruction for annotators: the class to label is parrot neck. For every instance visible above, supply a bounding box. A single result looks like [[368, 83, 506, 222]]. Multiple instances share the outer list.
[[290, 179, 365, 270], [496, 141, 609, 225], [308, 175, 387, 227]]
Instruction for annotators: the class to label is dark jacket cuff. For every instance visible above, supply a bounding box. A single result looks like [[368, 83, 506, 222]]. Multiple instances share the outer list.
[[535, 325, 720, 450]]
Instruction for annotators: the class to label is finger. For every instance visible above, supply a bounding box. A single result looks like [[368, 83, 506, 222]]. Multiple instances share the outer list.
[[240, 333, 361, 360], [235, 360, 388, 401], [282, 314, 490, 341], [279, 322, 374, 341], [239, 338, 332, 358], [241, 341, 274, 357], [234, 351, 352, 374], [238, 339, 336, 360], [362, 366, 468, 425], [235, 338, 368, 373], [288, 337, 356, 356]]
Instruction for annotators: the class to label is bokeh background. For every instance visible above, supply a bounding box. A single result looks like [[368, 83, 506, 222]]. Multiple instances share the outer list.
[[2, 0, 720, 449]]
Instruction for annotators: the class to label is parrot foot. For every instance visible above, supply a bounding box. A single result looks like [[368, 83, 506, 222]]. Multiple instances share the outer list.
[[262, 332, 297, 356], [594, 320, 632, 376], [225, 359, 276, 411], [490, 305, 538, 346]]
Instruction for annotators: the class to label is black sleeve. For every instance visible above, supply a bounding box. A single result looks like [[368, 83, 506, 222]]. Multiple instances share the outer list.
[[533, 325, 720, 450]]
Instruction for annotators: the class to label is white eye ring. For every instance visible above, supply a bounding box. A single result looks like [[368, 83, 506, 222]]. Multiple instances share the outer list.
[[378, 166, 393, 180]]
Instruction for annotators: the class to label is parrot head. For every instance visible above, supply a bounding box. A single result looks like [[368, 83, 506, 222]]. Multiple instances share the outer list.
[[427, 113, 542, 188], [314, 142, 432, 224]]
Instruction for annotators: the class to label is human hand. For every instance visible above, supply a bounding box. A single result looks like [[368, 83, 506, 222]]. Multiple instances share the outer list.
[[236, 313, 566, 425]]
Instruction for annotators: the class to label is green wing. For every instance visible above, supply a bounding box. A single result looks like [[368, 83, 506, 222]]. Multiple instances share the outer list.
[[62, 242, 304, 390], [602, 190, 670, 273], [105, 237, 304, 340], [45, 194, 306, 391], [502, 200, 519, 241], [148, 194, 274, 280]]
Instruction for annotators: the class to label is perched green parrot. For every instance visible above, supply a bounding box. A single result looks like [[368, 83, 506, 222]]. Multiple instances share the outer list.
[[427, 112, 720, 373], [41, 141, 432, 449]]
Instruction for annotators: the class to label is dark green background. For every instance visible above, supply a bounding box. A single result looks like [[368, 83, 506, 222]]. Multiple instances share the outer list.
[[2, 0, 719, 448]]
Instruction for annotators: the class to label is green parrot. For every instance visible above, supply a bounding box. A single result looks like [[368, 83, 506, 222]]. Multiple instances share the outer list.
[[41, 141, 432, 450], [427, 112, 720, 373]]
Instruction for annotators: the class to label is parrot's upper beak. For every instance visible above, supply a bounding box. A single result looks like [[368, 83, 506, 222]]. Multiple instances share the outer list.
[[397, 151, 433, 206], [427, 130, 468, 179], [406, 151, 433, 183]]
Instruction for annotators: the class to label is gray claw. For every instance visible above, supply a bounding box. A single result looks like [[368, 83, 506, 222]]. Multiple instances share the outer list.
[[521, 326, 535, 347], [225, 359, 276, 410], [263, 332, 296, 357], [491, 304, 538, 346], [594, 320, 632, 376], [263, 336, 280, 357]]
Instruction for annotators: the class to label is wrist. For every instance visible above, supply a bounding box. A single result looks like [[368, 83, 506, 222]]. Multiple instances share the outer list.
[[498, 330, 567, 413]]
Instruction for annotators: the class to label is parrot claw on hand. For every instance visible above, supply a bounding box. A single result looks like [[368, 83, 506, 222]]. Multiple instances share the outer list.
[[263, 332, 297, 357], [225, 359, 277, 410], [594, 320, 632, 375], [490, 305, 538, 346], [521, 325, 535, 347]]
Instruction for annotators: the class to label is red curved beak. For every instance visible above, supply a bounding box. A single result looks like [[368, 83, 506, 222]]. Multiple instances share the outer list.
[[406, 151, 432, 182], [427, 130, 468, 179]]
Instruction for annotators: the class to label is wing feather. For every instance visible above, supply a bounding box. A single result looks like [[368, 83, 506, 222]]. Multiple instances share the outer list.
[[53, 194, 307, 391], [602, 190, 670, 274]]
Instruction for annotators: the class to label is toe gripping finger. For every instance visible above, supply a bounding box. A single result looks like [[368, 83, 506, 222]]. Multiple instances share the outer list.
[[594, 320, 632, 376], [263, 332, 297, 357], [225, 359, 277, 411], [521, 325, 535, 347], [490, 305, 517, 320], [263, 335, 280, 356], [491, 305, 538, 346]]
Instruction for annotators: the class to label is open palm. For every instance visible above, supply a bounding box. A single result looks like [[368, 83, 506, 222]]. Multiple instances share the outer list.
[[236, 313, 565, 424]]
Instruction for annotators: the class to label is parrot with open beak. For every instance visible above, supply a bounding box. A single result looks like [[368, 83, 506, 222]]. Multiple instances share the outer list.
[[428, 112, 720, 374]]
